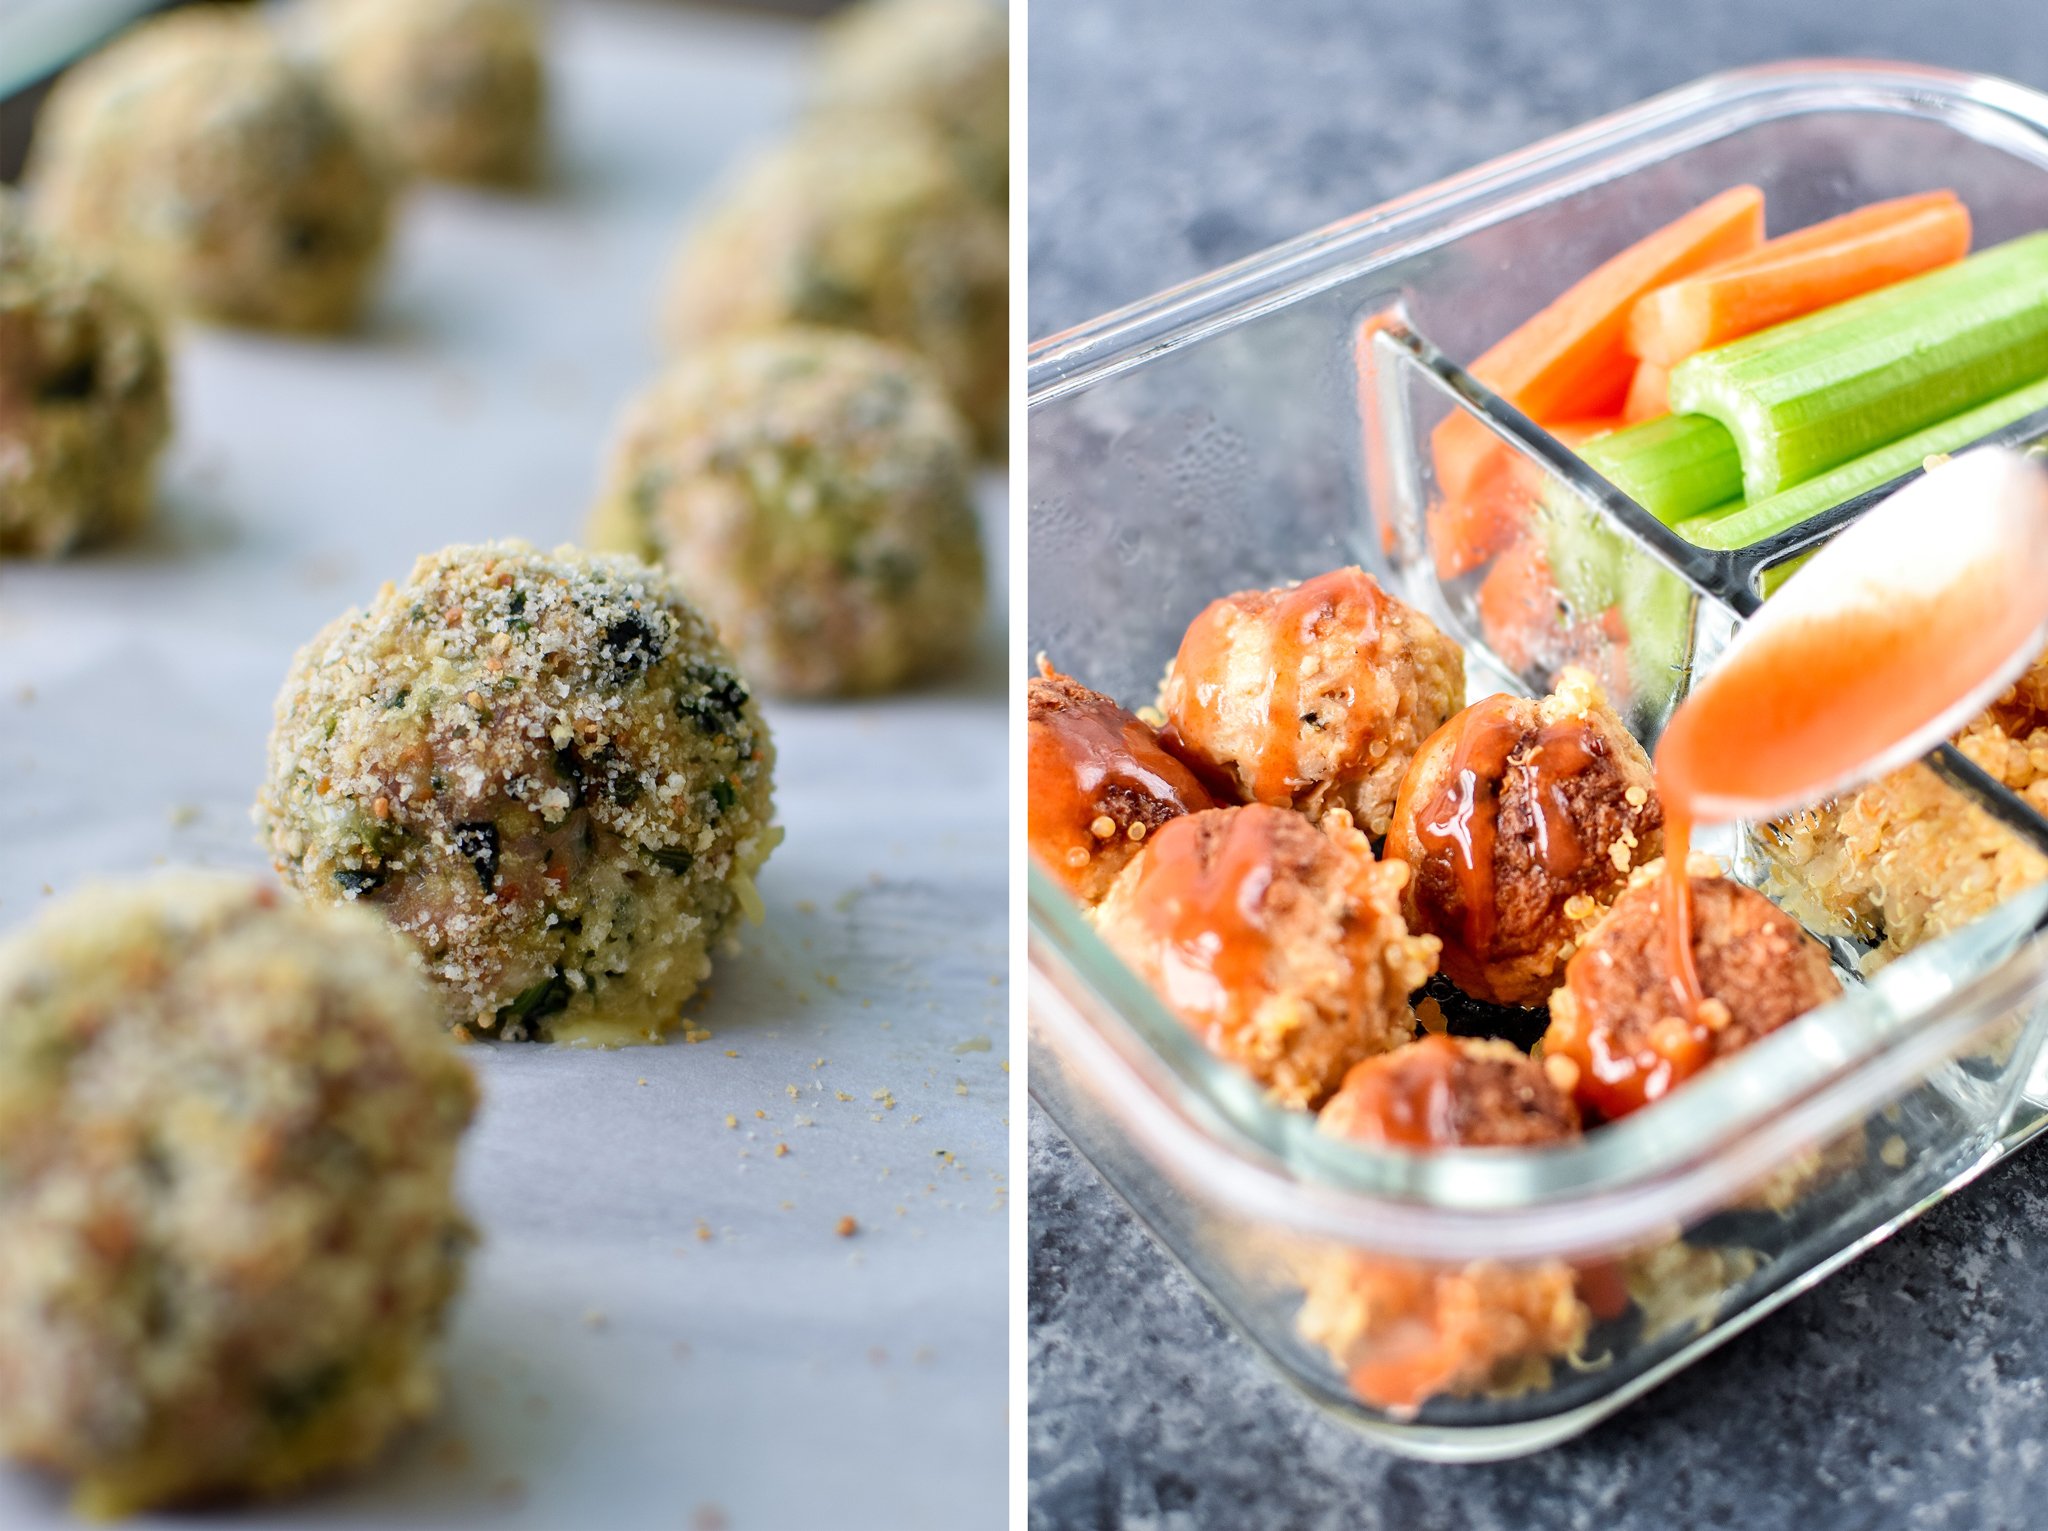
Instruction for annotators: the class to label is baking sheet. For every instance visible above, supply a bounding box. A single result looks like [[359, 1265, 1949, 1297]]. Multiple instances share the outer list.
[[0, 4, 1010, 1526]]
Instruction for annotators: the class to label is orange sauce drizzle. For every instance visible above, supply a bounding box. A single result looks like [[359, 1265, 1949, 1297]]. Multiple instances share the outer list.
[[1028, 686, 1213, 887], [1323, 1035, 1467, 1148], [1133, 807, 1283, 1030]]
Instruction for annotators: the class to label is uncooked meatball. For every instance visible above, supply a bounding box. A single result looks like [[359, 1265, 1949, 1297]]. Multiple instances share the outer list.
[[1299, 1034, 1600, 1414], [812, 0, 1007, 205], [1092, 803, 1438, 1108], [587, 328, 984, 697], [1027, 659, 1217, 905], [0, 874, 474, 1518], [307, 0, 546, 186], [1160, 566, 1465, 839], [660, 115, 1007, 454], [1543, 865, 1841, 1122], [0, 190, 170, 557], [257, 541, 779, 1045], [29, 6, 393, 332], [1384, 667, 1662, 1007]]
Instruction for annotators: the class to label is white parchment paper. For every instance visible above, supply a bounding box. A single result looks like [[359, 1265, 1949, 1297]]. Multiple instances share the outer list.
[[0, 4, 1010, 1526]]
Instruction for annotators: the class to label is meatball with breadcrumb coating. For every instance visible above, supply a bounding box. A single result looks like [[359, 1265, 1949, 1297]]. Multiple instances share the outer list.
[[0, 190, 170, 557], [1385, 668, 1662, 1007], [587, 328, 983, 697], [28, 7, 393, 333], [1093, 803, 1438, 1108], [660, 115, 1007, 454], [1028, 660, 1217, 905], [1160, 567, 1465, 839], [1543, 862, 1840, 1122], [1299, 1035, 1605, 1414], [0, 874, 474, 1519], [812, 0, 1007, 205], [256, 541, 778, 1045], [307, 0, 547, 186]]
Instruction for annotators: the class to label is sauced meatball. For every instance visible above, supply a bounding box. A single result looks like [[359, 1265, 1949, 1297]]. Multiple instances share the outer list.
[[1385, 668, 1661, 1007], [1027, 661, 1217, 905], [28, 7, 392, 333], [1299, 1036, 1601, 1415], [256, 541, 779, 1045], [1160, 567, 1465, 839], [0, 190, 170, 557], [0, 875, 474, 1518], [307, 0, 547, 186], [1092, 803, 1438, 1108], [587, 328, 983, 697], [1544, 864, 1841, 1122]]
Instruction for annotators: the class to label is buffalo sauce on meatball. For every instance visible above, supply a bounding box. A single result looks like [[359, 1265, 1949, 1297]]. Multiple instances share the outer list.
[[1300, 1035, 1620, 1414], [1159, 566, 1464, 837], [1027, 662, 1217, 905], [1092, 803, 1437, 1108], [1385, 669, 1661, 1006], [1543, 870, 1841, 1121]]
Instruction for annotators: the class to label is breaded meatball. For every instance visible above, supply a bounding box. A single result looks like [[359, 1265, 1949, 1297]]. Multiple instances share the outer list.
[[0, 190, 170, 557], [1299, 1036, 1595, 1414], [812, 0, 1008, 205], [1385, 668, 1662, 1006], [256, 541, 779, 1045], [1092, 803, 1438, 1108], [307, 0, 547, 186], [660, 115, 1007, 454], [0, 875, 474, 1518], [1317, 1033, 1580, 1147], [1027, 660, 1216, 905], [1543, 864, 1841, 1122], [1160, 567, 1466, 838], [29, 7, 393, 332], [587, 328, 984, 697]]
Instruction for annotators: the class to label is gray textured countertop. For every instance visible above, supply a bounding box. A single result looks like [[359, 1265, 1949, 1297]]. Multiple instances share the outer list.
[[1028, 2, 2048, 1526]]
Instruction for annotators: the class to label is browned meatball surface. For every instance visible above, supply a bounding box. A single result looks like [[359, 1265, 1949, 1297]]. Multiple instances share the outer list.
[[1093, 803, 1438, 1108], [1544, 867, 1841, 1122], [1317, 1033, 1580, 1149], [1159, 567, 1464, 838], [1027, 661, 1217, 905], [1385, 668, 1661, 1007]]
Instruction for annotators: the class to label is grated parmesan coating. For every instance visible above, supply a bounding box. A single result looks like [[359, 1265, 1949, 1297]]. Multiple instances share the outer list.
[[811, 0, 1008, 206], [587, 328, 985, 697], [0, 874, 475, 1518], [255, 541, 779, 1044], [27, 6, 393, 333], [304, 0, 547, 187], [659, 114, 1008, 455], [0, 189, 170, 557]]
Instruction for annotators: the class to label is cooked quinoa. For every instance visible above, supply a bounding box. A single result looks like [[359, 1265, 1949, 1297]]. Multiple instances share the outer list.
[[28, 6, 394, 332], [1763, 648, 2048, 965], [0, 874, 475, 1518], [0, 190, 170, 557], [256, 541, 779, 1044], [812, 0, 1008, 205], [588, 328, 985, 697], [306, 0, 547, 186], [660, 115, 1008, 455]]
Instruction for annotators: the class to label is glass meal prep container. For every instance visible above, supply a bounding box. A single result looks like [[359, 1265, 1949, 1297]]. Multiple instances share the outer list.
[[1027, 60, 2048, 1461]]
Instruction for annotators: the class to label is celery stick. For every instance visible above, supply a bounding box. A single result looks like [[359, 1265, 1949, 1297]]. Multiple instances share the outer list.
[[1758, 551, 1814, 597], [1679, 371, 2048, 550], [1669, 232, 2048, 501], [1576, 412, 1743, 525]]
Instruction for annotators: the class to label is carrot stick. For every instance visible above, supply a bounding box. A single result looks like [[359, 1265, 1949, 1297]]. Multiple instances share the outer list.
[[1627, 191, 1969, 366], [1427, 417, 1620, 579], [1622, 361, 1669, 423], [1475, 535, 1558, 672], [1432, 185, 1764, 504]]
